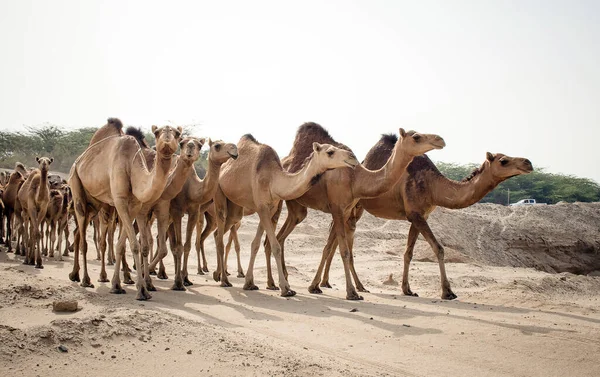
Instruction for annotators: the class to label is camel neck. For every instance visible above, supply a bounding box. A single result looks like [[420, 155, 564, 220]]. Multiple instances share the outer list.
[[190, 158, 222, 204], [160, 157, 195, 201], [272, 155, 323, 201], [353, 148, 413, 199], [37, 169, 49, 200], [432, 170, 499, 209]]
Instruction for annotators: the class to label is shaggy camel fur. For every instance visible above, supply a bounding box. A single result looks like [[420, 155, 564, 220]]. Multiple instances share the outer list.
[[148, 139, 237, 290], [68, 118, 181, 300], [3, 170, 25, 252], [318, 134, 533, 299], [213, 134, 359, 296], [17, 157, 54, 267], [270, 124, 445, 300]]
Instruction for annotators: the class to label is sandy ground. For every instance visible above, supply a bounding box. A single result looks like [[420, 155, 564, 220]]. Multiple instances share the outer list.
[[1, 203, 599, 376]]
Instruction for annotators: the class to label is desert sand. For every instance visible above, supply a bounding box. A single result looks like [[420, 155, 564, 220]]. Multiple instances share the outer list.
[[1, 203, 599, 376]]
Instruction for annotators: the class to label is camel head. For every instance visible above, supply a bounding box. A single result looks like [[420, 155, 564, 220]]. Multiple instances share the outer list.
[[207, 138, 239, 164], [152, 125, 182, 157], [398, 128, 446, 156], [35, 156, 54, 172], [7, 171, 24, 185], [484, 152, 533, 180], [178, 137, 205, 164], [312, 143, 359, 169], [0, 171, 7, 186]]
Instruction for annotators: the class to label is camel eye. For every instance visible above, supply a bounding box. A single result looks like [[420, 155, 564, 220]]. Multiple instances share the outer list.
[[327, 151, 334, 157], [214, 144, 221, 151], [500, 159, 509, 166], [412, 134, 421, 141]]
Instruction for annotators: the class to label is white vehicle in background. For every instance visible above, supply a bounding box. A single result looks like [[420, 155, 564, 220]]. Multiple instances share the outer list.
[[510, 198, 547, 206]]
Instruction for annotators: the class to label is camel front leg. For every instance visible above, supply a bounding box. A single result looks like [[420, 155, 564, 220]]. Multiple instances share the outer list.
[[242, 222, 264, 291], [97, 210, 110, 283], [309, 225, 338, 294], [212, 188, 233, 287], [258, 207, 295, 297], [332, 210, 362, 300], [230, 223, 244, 278], [170, 214, 185, 291], [137, 214, 156, 292], [182, 210, 199, 286], [401, 224, 420, 297], [408, 214, 456, 300], [196, 211, 213, 274]]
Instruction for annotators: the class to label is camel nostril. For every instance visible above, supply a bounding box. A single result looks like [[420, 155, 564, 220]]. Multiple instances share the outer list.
[[524, 159, 532, 166]]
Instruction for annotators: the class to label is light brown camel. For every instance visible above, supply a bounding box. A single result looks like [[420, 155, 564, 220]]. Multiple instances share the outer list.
[[148, 139, 238, 290], [68, 118, 181, 300], [318, 134, 533, 299], [3, 168, 26, 252], [0, 171, 8, 186], [269, 123, 445, 300], [42, 188, 65, 261], [123, 132, 208, 291], [213, 134, 359, 296], [17, 156, 54, 267]]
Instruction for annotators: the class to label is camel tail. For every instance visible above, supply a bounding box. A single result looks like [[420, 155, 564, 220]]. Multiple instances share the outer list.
[[107, 118, 123, 130]]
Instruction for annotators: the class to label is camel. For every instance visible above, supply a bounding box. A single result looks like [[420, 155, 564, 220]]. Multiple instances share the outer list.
[[148, 138, 238, 290], [17, 156, 54, 267], [0, 171, 8, 186], [41, 183, 70, 261], [68, 118, 181, 300], [212, 134, 359, 296], [269, 123, 445, 300], [2, 169, 26, 252], [317, 134, 533, 299], [119, 132, 209, 292]]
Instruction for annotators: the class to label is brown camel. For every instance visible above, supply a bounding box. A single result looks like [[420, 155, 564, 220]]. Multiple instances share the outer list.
[[213, 134, 359, 296], [42, 188, 64, 261], [0, 171, 8, 186], [270, 123, 445, 300], [17, 156, 54, 267], [68, 118, 181, 300], [2, 169, 26, 252], [148, 138, 238, 290], [318, 134, 533, 299]]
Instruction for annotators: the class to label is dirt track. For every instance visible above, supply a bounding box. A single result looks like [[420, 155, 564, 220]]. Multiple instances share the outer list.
[[1, 203, 599, 376]]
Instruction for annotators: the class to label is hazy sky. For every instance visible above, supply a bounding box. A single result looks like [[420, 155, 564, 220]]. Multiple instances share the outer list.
[[1, 0, 598, 182]]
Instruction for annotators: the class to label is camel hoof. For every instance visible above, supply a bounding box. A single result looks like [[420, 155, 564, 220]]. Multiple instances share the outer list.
[[197, 270, 205, 275], [202, 266, 209, 273], [237, 272, 245, 278], [149, 270, 157, 276], [442, 292, 458, 300], [107, 261, 114, 266], [69, 272, 80, 282], [225, 271, 231, 276], [243, 283, 259, 291], [171, 283, 186, 291], [266, 285, 280, 291], [147, 284, 157, 292], [357, 286, 370, 293], [220, 281, 232, 288], [136, 290, 152, 301], [157, 272, 168, 280], [110, 286, 126, 294], [346, 293, 364, 301], [404, 291, 419, 297], [183, 278, 193, 286], [35, 264, 44, 269], [123, 278, 135, 285], [320, 282, 332, 289], [212, 271, 220, 282], [281, 290, 296, 297], [98, 277, 109, 283], [308, 286, 322, 294]]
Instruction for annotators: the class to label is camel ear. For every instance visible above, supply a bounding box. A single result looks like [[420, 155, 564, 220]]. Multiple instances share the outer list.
[[486, 152, 495, 162], [207, 138, 213, 147], [176, 126, 183, 138], [313, 142, 322, 152], [151, 125, 158, 134], [179, 139, 185, 148], [49, 157, 54, 163], [399, 128, 406, 138], [36, 157, 40, 163]]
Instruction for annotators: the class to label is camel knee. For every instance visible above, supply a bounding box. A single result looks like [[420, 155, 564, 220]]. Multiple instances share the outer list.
[[434, 245, 445, 260]]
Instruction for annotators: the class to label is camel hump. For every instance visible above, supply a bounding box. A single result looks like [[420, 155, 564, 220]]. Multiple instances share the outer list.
[[125, 126, 149, 148], [107, 118, 123, 130], [380, 133, 398, 145], [241, 134, 259, 144]]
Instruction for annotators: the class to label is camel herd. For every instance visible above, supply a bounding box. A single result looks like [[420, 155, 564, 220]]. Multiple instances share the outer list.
[[0, 118, 533, 301]]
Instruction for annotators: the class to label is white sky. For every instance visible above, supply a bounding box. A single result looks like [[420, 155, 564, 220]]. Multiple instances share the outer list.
[[1, 0, 598, 182]]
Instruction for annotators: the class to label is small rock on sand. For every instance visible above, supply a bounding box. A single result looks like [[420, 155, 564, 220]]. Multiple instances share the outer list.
[[52, 300, 78, 312], [383, 273, 399, 286]]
